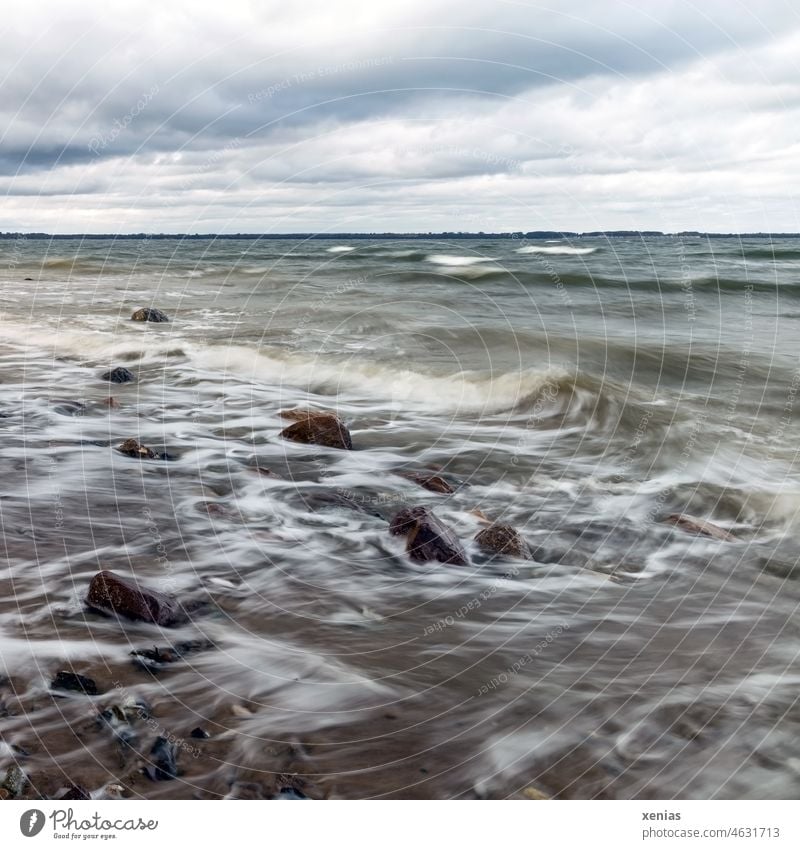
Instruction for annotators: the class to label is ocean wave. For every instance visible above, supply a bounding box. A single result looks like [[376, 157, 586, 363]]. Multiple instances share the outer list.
[[515, 246, 597, 255], [426, 254, 496, 267], [386, 249, 430, 260], [738, 247, 800, 261], [327, 246, 356, 253], [190, 343, 570, 414], [0, 317, 187, 364]]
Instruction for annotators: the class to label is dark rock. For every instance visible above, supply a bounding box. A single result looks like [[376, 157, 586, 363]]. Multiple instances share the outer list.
[[297, 488, 385, 520], [131, 307, 170, 323], [279, 409, 353, 450], [662, 513, 736, 541], [1, 764, 25, 798], [146, 736, 178, 781], [96, 705, 138, 748], [275, 786, 309, 799], [101, 367, 135, 384], [198, 501, 227, 517], [130, 639, 213, 670], [87, 570, 184, 626], [389, 506, 468, 565], [407, 472, 455, 494], [62, 784, 91, 800], [51, 670, 99, 696], [116, 438, 158, 459], [475, 523, 533, 559], [280, 407, 337, 422], [189, 727, 210, 739], [24, 277, 33, 281], [51, 400, 87, 417]]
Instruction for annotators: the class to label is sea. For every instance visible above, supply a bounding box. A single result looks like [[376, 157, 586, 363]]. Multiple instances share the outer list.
[[0, 234, 799, 799]]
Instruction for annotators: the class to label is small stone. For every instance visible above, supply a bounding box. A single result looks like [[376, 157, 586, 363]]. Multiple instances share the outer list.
[[522, 786, 551, 800], [103, 397, 120, 409], [1, 764, 25, 797], [276, 786, 308, 799], [87, 570, 184, 626], [145, 736, 178, 781], [199, 501, 226, 517], [96, 706, 137, 748], [51, 670, 99, 696], [117, 438, 158, 459], [62, 784, 91, 800], [662, 513, 736, 541], [101, 367, 135, 384], [389, 506, 468, 565], [279, 409, 353, 450], [231, 704, 253, 718], [189, 727, 210, 739], [475, 523, 533, 559], [130, 640, 213, 669], [131, 307, 170, 323], [407, 472, 455, 494], [279, 407, 337, 422]]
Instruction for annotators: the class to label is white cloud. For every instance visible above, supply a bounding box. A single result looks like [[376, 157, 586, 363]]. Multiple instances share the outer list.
[[1, 0, 798, 232]]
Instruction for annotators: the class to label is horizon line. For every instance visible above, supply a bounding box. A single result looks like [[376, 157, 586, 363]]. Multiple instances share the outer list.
[[2, 230, 800, 239]]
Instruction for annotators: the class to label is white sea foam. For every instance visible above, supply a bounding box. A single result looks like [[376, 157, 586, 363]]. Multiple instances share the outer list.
[[327, 246, 355, 253], [190, 343, 566, 414], [515, 246, 596, 255], [0, 314, 566, 414], [426, 254, 495, 266]]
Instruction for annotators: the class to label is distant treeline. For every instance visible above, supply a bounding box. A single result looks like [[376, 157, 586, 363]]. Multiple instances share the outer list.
[[1, 231, 799, 240]]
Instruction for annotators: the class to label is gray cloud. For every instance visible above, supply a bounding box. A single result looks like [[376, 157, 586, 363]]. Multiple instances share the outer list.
[[1, 0, 799, 231]]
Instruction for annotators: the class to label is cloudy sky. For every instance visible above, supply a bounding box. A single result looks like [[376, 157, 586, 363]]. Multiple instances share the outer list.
[[1, 0, 798, 233]]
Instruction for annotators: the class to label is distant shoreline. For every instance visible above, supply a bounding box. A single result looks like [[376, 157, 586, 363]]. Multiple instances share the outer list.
[[2, 231, 799, 240]]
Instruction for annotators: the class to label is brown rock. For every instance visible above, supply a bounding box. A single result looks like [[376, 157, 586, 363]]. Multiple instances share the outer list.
[[475, 522, 532, 559], [51, 670, 100, 695], [662, 513, 736, 541], [279, 407, 337, 422], [279, 409, 353, 450], [131, 307, 170, 322], [407, 472, 455, 494], [117, 438, 158, 459], [104, 397, 120, 409], [1, 765, 25, 798], [62, 785, 91, 800], [87, 570, 183, 626], [389, 506, 468, 565]]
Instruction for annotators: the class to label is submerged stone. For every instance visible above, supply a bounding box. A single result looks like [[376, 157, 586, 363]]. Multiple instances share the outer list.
[[87, 570, 183, 626], [475, 522, 533, 559], [389, 506, 468, 565], [51, 670, 99, 696], [116, 438, 159, 459], [101, 366, 135, 384], [146, 736, 178, 781], [662, 513, 736, 541], [131, 307, 170, 322], [279, 408, 353, 450]]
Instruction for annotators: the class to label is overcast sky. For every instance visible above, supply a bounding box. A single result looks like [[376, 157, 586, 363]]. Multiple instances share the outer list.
[[1, 0, 798, 233]]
